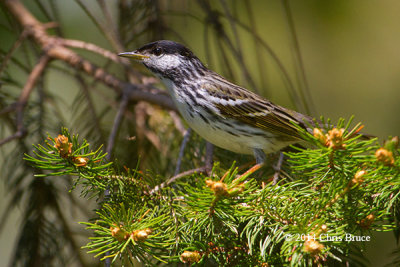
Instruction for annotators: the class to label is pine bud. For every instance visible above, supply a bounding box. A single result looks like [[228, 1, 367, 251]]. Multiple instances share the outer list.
[[213, 182, 227, 195], [54, 134, 72, 157], [206, 180, 228, 196], [110, 225, 128, 242], [73, 156, 89, 167], [349, 170, 366, 187], [303, 240, 324, 255], [180, 251, 201, 263], [326, 128, 345, 149], [313, 128, 327, 145], [131, 228, 152, 242], [375, 148, 395, 166]]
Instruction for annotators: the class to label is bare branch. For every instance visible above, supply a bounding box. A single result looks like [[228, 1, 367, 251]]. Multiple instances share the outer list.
[[3, 0, 175, 111], [0, 130, 25, 146], [150, 166, 208, 194], [62, 39, 122, 63], [16, 55, 50, 125]]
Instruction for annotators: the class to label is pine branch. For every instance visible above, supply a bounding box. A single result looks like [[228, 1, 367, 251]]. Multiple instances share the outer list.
[[24, 120, 400, 265]]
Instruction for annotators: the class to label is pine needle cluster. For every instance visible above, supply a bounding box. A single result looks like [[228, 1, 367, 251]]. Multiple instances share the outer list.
[[24, 118, 400, 266]]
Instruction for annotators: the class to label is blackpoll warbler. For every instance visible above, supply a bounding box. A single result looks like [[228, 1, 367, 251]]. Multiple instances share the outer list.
[[119, 40, 313, 164]]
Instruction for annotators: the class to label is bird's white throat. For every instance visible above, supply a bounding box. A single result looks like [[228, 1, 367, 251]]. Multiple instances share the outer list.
[[146, 54, 183, 72]]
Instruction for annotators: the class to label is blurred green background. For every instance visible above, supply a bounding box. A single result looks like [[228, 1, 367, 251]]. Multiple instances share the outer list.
[[1, 0, 400, 266]]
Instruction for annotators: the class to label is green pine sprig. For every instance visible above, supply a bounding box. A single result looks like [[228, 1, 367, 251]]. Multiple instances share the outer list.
[[23, 120, 400, 266], [82, 203, 175, 264], [23, 128, 112, 179]]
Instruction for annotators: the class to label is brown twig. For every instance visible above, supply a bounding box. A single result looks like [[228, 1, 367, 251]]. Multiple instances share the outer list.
[[16, 55, 50, 125], [62, 38, 142, 79], [3, 0, 175, 107], [62, 39, 122, 63], [0, 131, 25, 146], [150, 166, 208, 194]]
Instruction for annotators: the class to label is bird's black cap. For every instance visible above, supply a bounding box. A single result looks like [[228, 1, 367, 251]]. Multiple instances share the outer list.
[[136, 40, 196, 58]]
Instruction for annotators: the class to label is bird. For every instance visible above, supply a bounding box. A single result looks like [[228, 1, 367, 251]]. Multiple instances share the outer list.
[[118, 40, 314, 166]]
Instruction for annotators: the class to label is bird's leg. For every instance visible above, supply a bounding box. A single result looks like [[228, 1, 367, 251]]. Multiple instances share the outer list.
[[272, 152, 285, 184], [253, 148, 267, 166], [252, 149, 284, 185], [233, 148, 266, 181]]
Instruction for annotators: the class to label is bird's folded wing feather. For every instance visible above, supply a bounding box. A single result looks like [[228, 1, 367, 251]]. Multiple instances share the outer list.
[[203, 82, 310, 140]]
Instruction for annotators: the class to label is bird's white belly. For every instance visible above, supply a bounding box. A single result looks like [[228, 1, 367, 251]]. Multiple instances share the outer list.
[[176, 101, 293, 155], [189, 119, 262, 154], [162, 79, 296, 155]]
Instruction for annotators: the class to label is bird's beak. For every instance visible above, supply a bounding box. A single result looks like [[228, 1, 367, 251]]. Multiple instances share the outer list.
[[118, 51, 149, 61]]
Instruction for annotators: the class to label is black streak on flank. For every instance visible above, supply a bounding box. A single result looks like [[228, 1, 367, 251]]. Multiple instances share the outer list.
[[199, 113, 209, 124]]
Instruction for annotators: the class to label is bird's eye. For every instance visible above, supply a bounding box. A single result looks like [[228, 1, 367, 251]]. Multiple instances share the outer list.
[[153, 47, 162, 56]]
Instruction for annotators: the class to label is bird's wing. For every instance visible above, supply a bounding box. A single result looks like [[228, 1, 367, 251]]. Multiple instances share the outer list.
[[202, 82, 311, 140]]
